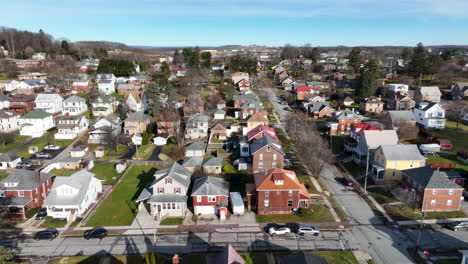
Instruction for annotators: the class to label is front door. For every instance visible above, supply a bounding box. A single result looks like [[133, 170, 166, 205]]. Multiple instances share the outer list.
[[157, 205, 161, 213]]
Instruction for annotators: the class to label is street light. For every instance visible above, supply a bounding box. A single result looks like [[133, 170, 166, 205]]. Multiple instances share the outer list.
[[364, 145, 370, 194]]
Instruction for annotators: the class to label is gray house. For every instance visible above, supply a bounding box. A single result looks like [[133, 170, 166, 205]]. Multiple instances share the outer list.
[[185, 113, 209, 139]]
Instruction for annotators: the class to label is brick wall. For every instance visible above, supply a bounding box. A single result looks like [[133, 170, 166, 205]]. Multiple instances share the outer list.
[[252, 147, 283, 173]]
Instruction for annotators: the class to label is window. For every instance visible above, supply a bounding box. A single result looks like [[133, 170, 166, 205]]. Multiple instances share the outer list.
[[176, 203, 181, 209], [447, 200, 452, 206], [273, 154, 277, 160], [259, 154, 263, 161], [287, 200, 293, 207], [431, 200, 436, 206], [208, 196, 216, 202], [196, 196, 202, 202], [289, 190, 293, 196], [18, 191, 24, 197], [172, 203, 176, 209], [258, 162, 263, 169], [0, 190, 4, 197], [165, 178, 172, 184], [264, 200, 269, 207], [162, 203, 166, 209], [267, 146, 270, 152], [432, 190, 438, 195], [449, 189, 454, 195], [158, 188, 164, 194], [174, 188, 181, 194], [265, 191, 269, 198], [272, 162, 277, 168]]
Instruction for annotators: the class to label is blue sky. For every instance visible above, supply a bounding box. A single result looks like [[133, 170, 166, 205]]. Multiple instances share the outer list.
[[2, 0, 468, 46]]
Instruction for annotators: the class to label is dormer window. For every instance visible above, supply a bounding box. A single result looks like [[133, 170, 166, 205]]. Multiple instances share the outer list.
[[4, 182, 18, 188], [267, 146, 271, 152], [274, 180, 284, 185]]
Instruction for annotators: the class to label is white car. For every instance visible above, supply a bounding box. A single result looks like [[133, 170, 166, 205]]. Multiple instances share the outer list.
[[297, 224, 320, 236], [269, 226, 291, 236], [44, 145, 60, 151]]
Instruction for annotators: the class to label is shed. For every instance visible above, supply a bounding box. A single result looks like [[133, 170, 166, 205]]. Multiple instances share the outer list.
[[435, 139, 452, 151], [229, 192, 245, 215], [419, 144, 440, 155], [116, 161, 126, 173], [153, 136, 167, 146], [95, 146, 105, 158]]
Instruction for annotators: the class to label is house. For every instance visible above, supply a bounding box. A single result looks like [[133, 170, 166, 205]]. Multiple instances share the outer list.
[[248, 168, 310, 215], [250, 136, 284, 173], [360, 96, 384, 114], [19, 109, 55, 137], [210, 123, 227, 141], [451, 82, 468, 100], [387, 84, 409, 95], [0, 110, 20, 133], [185, 113, 209, 139], [183, 97, 205, 115], [88, 115, 121, 144], [414, 86, 442, 103], [281, 76, 294, 87], [296, 86, 313, 101], [70, 145, 89, 157], [117, 83, 142, 95], [181, 157, 203, 172], [136, 162, 191, 220], [370, 144, 426, 183], [17, 79, 46, 94], [388, 93, 416, 110], [343, 96, 355, 106], [96, 73, 116, 82], [44, 170, 102, 221], [385, 110, 416, 129], [402, 166, 464, 212], [247, 125, 278, 142], [344, 123, 380, 152], [123, 111, 151, 136], [246, 112, 269, 132], [34, 94, 63, 114], [8, 94, 36, 115], [71, 79, 92, 94], [413, 102, 446, 129], [125, 91, 145, 112], [97, 80, 116, 95], [62, 96, 87, 116], [0, 80, 19, 92], [353, 130, 398, 166], [185, 142, 206, 157], [240, 100, 264, 119], [0, 95, 9, 109], [0, 154, 21, 170], [54, 156, 83, 170], [233, 94, 258, 108], [0, 170, 53, 220], [191, 176, 229, 218], [156, 112, 180, 137], [208, 245, 246, 264], [231, 72, 249, 85], [213, 109, 226, 120], [236, 78, 251, 92], [330, 108, 365, 135], [308, 102, 333, 119], [309, 95, 325, 103], [91, 95, 119, 117], [55, 115, 89, 139], [280, 251, 328, 264], [202, 157, 224, 174]]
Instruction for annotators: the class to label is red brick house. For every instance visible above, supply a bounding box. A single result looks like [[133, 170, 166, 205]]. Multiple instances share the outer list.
[[156, 111, 180, 137], [250, 136, 284, 173], [402, 166, 464, 212], [0, 170, 53, 220], [236, 78, 251, 92], [296, 86, 313, 101], [8, 94, 36, 115], [247, 125, 279, 143], [330, 109, 364, 135], [247, 168, 310, 214], [308, 102, 333, 119], [191, 176, 229, 219]]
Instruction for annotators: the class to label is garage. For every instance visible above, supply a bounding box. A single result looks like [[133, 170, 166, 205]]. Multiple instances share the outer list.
[[194, 205, 216, 215]]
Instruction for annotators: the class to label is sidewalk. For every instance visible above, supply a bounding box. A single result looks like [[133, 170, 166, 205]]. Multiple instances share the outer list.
[[397, 217, 468, 226]]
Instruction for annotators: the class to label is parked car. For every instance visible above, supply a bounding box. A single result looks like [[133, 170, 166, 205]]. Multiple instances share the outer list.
[[34, 228, 58, 240], [16, 161, 32, 168], [83, 227, 108, 240], [447, 221, 468, 231], [341, 177, 353, 187], [44, 145, 60, 151], [297, 224, 320, 236], [269, 226, 291, 236], [35, 208, 47, 220], [35, 152, 52, 159]]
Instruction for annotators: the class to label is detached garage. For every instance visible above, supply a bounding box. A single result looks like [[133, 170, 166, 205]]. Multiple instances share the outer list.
[[230, 192, 244, 215]]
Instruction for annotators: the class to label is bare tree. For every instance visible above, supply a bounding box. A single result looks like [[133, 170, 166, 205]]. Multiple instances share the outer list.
[[446, 100, 467, 129], [396, 123, 420, 140], [0, 133, 15, 148], [104, 129, 120, 152]]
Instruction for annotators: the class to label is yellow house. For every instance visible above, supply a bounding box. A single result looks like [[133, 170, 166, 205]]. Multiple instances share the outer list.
[[246, 112, 269, 132], [371, 144, 425, 183]]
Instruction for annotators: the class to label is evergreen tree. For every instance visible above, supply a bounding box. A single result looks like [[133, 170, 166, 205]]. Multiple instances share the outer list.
[[407, 43, 428, 78], [356, 58, 380, 100], [145, 82, 162, 117], [401, 48, 411, 60], [201, 51, 212, 68], [347, 48, 362, 73]]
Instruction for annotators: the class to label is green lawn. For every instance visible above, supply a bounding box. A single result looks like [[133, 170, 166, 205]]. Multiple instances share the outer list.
[[0, 171, 9, 181], [84, 165, 162, 227], [426, 154, 468, 176], [49, 169, 78, 176], [15, 130, 74, 158], [132, 144, 156, 160], [433, 121, 468, 153], [90, 145, 129, 160], [0, 135, 30, 153], [160, 217, 183, 225], [386, 204, 466, 221], [368, 187, 398, 204], [39, 217, 67, 228], [90, 162, 123, 185], [256, 204, 335, 223]]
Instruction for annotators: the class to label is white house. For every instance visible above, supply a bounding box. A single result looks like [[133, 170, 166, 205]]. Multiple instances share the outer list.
[[388, 84, 409, 94], [0, 95, 9, 109], [55, 115, 89, 140], [214, 109, 225, 120], [413, 101, 446, 129], [97, 80, 116, 95], [34, 93, 64, 114], [0, 110, 20, 133], [0, 80, 19, 92], [62, 95, 87, 116], [88, 115, 121, 145], [185, 113, 209, 139], [19, 109, 55, 137], [0, 154, 21, 170], [125, 92, 144, 112], [96, 73, 116, 82], [91, 95, 119, 117], [44, 170, 103, 221]]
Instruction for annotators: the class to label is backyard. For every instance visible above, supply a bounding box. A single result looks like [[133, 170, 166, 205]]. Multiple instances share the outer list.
[[15, 130, 74, 158], [0, 135, 30, 153], [255, 204, 335, 223], [432, 121, 467, 153], [91, 162, 124, 184], [89, 144, 130, 160], [386, 204, 466, 221], [84, 165, 162, 227]]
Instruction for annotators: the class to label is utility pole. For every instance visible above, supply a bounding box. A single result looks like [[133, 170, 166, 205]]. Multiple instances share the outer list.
[[364, 145, 369, 194], [416, 211, 427, 249]]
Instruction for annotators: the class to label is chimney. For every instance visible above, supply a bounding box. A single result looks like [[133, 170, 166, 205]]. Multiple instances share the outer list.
[[172, 254, 180, 264], [34, 169, 41, 184]]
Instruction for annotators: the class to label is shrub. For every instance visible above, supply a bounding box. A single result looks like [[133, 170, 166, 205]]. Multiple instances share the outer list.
[[25, 207, 42, 219], [297, 208, 313, 217], [191, 215, 198, 223]]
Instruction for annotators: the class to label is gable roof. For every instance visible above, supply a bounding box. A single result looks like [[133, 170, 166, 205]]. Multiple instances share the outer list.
[[419, 86, 441, 96], [187, 113, 209, 123], [388, 110, 415, 122], [211, 245, 246, 264], [186, 141, 206, 151], [247, 112, 268, 122], [335, 108, 364, 120], [250, 136, 284, 155], [379, 144, 425, 161], [211, 123, 227, 131], [35, 93, 63, 103], [20, 109, 51, 119], [309, 102, 331, 113], [202, 157, 224, 167], [153, 162, 192, 188], [240, 100, 263, 109], [191, 176, 229, 196], [125, 91, 142, 104], [44, 170, 97, 206], [403, 166, 463, 189], [0, 169, 53, 191], [247, 125, 278, 141], [0, 154, 20, 162], [363, 96, 383, 104], [363, 130, 398, 149], [343, 96, 354, 102], [182, 157, 203, 168], [416, 101, 442, 111], [232, 94, 258, 102], [64, 95, 85, 103], [0, 110, 19, 119], [255, 168, 310, 199], [124, 111, 150, 123], [296, 86, 311, 92]]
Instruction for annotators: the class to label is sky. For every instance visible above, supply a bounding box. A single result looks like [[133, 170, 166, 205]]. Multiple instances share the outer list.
[[2, 0, 468, 47]]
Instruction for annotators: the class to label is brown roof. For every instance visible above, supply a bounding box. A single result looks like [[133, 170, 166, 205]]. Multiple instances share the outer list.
[[157, 111, 179, 122], [211, 123, 227, 131], [255, 168, 310, 199], [247, 112, 268, 122], [125, 91, 142, 103]]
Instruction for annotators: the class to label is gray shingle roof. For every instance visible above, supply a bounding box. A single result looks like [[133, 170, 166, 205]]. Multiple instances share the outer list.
[[148, 194, 188, 203], [280, 251, 328, 264], [388, 110, 415, 122], [44, 170, 98, 206], [186, 142, 206, 151], [0, 170, 53, 191], [308, 102, 330, 113], [0, 197, 32, 206], [203, 157, 224, 167], [403, 166, 464, 189], [187, 113, 209, 124], [0, 154, 20, 162], [335, 108, 364, 120], [250, 136, 283, 155], [153, 162, 192, 188], [124, 111, 150, 122], [380, 145, 425, 161], [191, 176, 229, 196], [240, 100, 263, 109], [182, 157, 203, 168], [35, 93, 63, 103], [64, 95, 86, 103], [0, 110, 19, 119], [20, 109, 51, 119], [233, 94, 258, 102]]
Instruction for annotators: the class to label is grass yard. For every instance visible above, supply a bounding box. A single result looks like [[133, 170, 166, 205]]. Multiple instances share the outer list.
[[49, 169, 78, 176], [91, 162, 123, 185], [0, 171, 9, 181], [386, 204, 466, 221], [132, 144, 156, 160], [330, 135, 347, 154], [160, 217, 183, 225], [15, 130, 74, 158], [342, 161, 364, 180], [432, 121, 468, 153], [0, 135, 30, 153], [256, 204, 335, 223], [426, 154, 468, 176], [89, 145, 129, 160], [368, 187, 398, 204], [84, 165, 162, 227], [39, 217, 67, 228]]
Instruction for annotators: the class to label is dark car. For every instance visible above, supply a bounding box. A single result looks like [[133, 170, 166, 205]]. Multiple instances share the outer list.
[[34, 228, 58, 240], [83, 227, 107, 240], [35, 208, 47, 220], [341, 177, 353, 187]]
